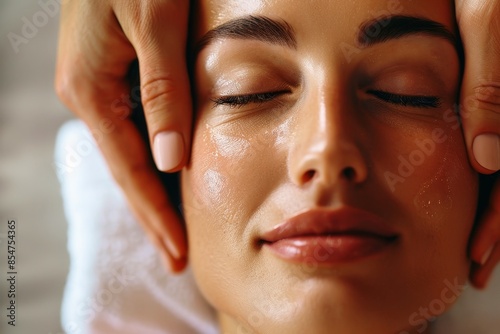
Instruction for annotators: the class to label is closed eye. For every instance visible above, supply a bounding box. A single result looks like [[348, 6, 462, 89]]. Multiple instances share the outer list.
[[211, 90, 289, 108], [367, 90, 441, 108], [211, 90, 441, 109]]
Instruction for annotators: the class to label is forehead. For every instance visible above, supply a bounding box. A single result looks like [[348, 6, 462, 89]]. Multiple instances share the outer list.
[[193, 0, 455, 39]]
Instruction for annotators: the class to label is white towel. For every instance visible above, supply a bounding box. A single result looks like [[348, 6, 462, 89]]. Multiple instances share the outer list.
[[55, 120, 219, 334]]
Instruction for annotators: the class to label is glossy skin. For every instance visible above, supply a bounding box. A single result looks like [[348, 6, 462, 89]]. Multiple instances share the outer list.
[[181, 1, 479, 333], [56, 0, 500, 282]]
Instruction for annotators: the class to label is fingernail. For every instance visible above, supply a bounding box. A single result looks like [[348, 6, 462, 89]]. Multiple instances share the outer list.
[[164, 236, 182, 260], [153, 131, 184, 171], [480, 244, 494, 266], [473, 133, 500, 171]]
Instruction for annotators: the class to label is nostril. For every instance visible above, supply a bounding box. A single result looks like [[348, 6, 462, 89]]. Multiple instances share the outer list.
[[342, 167, 356, 181], [301, 169, 316, 183]]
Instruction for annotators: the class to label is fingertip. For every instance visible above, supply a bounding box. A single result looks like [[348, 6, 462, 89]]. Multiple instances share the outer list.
[[470, 243, 500, 289], [472, 269, 491, 290], [472, 133, 500, 173], [135, 33, 193, 174], [163, 233, 185, 261], [470, 240, 494, 266], [471, 251, 484, 267], [480, 244, 495, 266], [172, 256, 188, 274], [153, 131, 185, 172], [161, 252, 188, 274], [469, 228, 493, 265], [469, 263, 487, 290]]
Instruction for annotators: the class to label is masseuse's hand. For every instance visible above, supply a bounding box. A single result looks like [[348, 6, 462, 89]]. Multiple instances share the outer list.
[[55, 0, 190, 272], [455, 0, 500, 288]]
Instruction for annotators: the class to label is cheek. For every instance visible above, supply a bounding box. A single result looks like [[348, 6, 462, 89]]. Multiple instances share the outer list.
[[182, 123, 275, 222], [375, 118, 478, 288], [411, 145, 469, 222], [370, 118, 478, 319], [183, 113, 291, 219], [181, 126, 239, 308], [409, 131, 477, 262], [392, 128, 476, 228], [181, 116, 288, 309]]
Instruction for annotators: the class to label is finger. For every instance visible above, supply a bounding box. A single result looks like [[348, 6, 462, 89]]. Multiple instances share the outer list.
[[469, 176, 500, 265], [56, 1, 136, 111], [56, 1, 188, 272], [59, 68, 188, 271], [468, 175, 500, 288], [115, 0, 192, 173], [470, 242, 500, 289], [86, 107, 188, 272], [457, 2, 500, 173]]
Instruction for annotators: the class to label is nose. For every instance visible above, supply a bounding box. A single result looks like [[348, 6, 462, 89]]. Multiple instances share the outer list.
[[289, 87, 368, 192]]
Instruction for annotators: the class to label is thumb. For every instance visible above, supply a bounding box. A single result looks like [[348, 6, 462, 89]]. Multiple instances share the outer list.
[[457, 1, 500, 173], [117, 0, 192, 172]]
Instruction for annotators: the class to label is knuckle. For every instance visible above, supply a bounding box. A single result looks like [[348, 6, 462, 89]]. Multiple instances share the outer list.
[[140, 74, 179, 115], [474, 83, 500, 106], [462, 81, 500, 118], [124, 0, 186, 36], [459, 1, 500, 25], [54, 71, 93, 119], [472, 83, 500, 115], [54, 61, 91, 113], [54, 69, 74, 107]]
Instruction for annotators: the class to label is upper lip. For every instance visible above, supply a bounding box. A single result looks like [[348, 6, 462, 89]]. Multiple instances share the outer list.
[[260, 206, 398, 243]]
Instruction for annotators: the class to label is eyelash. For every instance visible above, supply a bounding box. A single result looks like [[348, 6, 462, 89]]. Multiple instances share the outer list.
[[366, 90, 441, 108], [211, 91, 288, 108], [211, 90, 441, 109]]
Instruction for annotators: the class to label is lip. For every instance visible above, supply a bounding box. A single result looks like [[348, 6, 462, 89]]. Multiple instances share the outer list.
[[260, 206, 398, 265]]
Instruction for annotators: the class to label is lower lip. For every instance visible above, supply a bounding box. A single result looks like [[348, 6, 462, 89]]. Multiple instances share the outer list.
[[263, 235, 396, 265]]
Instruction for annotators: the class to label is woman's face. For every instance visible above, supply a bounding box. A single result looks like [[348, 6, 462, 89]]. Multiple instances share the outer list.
[[181, 0, 478, 333]]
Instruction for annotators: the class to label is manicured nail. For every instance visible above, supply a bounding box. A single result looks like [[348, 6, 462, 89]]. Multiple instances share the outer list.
[[473, 133, 500, 171], [480, 244, 494, 266], [153, 131, 184, 171], [164, 236, 182, 260]]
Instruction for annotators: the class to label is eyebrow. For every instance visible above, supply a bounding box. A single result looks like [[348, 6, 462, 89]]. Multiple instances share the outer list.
[[195, 15, 297, 53], [195, 14, 458, 54], [358, 15, 458, 47]]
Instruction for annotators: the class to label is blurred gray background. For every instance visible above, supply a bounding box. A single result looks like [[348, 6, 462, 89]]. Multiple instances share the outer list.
[[0, 1, 500, 334], [0, 1, 71, 333]]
